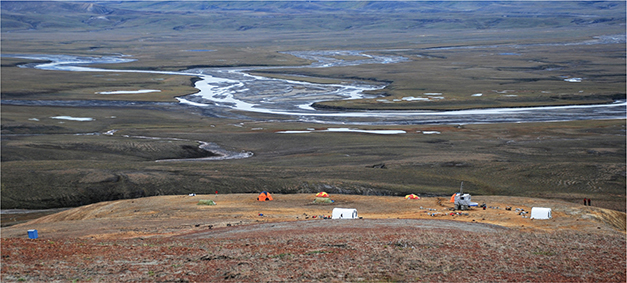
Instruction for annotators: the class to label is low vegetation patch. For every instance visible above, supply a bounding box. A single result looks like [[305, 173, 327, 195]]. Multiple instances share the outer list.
[[1, 225, 624, 282], [197, 199, 216, 206]]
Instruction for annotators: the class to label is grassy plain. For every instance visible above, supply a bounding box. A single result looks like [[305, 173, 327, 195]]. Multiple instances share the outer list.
[[1, 1, 625, 212], [3, 26, 624, 109], [2, 102, 625, 211]]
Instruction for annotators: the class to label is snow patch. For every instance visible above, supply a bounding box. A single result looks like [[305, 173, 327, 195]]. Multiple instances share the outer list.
[[176, 98, 211, 107], [564, 78, 582, 83], [402, 97, 430, 101], [104, 129, 118, 135], [96, 89, 161, 95], [277, 128, 406, 135], [277, 130, 313, 134], [418, 131, 441, 134], [51, 116, 94, 121]]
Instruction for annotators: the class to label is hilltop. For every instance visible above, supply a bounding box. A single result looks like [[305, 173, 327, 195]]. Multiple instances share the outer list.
[[2, 194, 625, 239], [1, 6, 625, 281], [1, 194, 625, 282]]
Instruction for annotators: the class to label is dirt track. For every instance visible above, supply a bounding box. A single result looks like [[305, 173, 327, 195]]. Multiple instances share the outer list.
[[178, 219, 508, 240]]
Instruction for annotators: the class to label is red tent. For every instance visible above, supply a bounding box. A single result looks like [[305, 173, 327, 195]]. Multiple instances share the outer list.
[[405, 194, 420, 200], [316, 192, 329, 198]]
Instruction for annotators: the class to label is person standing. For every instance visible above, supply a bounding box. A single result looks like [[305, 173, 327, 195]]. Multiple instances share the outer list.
[[584, 198, 587, 206], [588, 198, 591, 206]]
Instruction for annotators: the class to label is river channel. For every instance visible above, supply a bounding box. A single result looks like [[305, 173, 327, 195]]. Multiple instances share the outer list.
[[3, 48, 626, 125]]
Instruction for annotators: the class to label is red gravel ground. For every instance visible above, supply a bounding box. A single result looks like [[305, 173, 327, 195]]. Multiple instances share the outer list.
[[1, 194, 625, 282], [2, 221, 625, 282]]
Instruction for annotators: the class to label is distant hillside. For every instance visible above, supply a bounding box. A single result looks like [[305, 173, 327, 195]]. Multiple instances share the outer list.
[[2, 1, 624, 33]]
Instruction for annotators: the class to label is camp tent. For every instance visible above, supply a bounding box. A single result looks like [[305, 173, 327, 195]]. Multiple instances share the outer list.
[[316, 192, 329, 198], [197, 199, 216, 206], [257, 191, 273, 201], [405, 194, 420, 200], [313, 197, 334, 204], [332, 208, 358, 219], [530, 207, 552, 219]]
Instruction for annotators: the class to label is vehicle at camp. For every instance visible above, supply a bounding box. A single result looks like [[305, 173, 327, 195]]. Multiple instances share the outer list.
[[451, 182, 478, 210]]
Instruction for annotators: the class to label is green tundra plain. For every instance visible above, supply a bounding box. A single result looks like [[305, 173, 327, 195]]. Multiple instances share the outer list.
[[1, 1, 625, 212]]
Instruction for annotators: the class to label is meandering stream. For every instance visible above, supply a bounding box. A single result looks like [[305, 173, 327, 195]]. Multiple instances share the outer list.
[[3, 47, 625, 125]]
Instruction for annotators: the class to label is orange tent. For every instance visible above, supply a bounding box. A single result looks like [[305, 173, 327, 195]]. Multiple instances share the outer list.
[[450, 193, 459, 203], [316, 192, 329, 198], [257, 191, 273, 201]]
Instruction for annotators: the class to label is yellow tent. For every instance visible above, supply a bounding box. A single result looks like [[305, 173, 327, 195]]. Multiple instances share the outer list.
[[405, 194, 420, 200]]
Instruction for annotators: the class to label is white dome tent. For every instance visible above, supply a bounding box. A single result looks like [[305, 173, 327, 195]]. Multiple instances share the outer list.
[[332, 208, 358, 219], [530, 207, 552, 220]]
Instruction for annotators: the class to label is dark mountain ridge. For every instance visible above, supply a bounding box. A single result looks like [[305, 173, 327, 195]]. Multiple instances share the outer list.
[[2, 1, 624, 33]]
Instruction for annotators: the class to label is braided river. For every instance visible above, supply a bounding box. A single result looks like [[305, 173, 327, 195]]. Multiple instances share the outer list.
[[4, 50, 625, 125]]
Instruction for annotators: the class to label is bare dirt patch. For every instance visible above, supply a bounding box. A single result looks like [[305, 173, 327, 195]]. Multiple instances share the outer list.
[[3, 194, 622, 239]]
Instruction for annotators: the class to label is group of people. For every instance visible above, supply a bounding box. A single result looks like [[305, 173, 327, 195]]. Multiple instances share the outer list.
[[583, 198, 592, 206]]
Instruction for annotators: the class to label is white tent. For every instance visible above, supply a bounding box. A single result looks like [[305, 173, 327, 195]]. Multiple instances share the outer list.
[[530, 207, 552, 219], [332, 208, 358, 219]]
